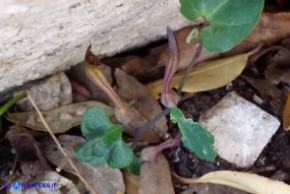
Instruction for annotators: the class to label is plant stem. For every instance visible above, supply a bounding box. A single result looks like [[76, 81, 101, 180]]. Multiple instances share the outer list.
[[27, 93, 98, 194], [141, 132, 181, 162], [133, 42, 203, 147], [132, 107, 171, 148], [0, 94, 26, 116], [177, 42, 202, 95]]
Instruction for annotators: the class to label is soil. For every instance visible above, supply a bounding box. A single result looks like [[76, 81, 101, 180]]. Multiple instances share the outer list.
[[165, 75, 290, 193]]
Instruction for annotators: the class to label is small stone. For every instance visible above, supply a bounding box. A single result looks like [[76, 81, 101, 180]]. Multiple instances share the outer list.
[[253, 94, 263, 105], [14, 73, 72, 111], [199, 91, 280, 168]]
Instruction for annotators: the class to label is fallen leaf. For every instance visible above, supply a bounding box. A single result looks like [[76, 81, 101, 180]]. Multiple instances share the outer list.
[[139, 154, 175, 194], [147, 50, 256, 99], [264, 47, 290, 84], [102, 45, 165, 79], [41, 135, 125, 194], [122, 169, 140, 194], [173, 170, 290, 194], [8, 101, 114, 133], [243, 76, 284, 116], [115, 68, 167, 140], [6, 128, 50, 181], [283, 93, 290, 131], [8, 171, 79, 194]]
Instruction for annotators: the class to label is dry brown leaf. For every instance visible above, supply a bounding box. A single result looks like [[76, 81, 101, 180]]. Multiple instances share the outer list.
[[41, 135, 125, 194], [8, 101, 114, 133], [122, 169, 140, 194], [102, 45, 165, 80], [115, 68, 167, 140], [147, 50, 256, 99], [139, 154, 175, 194], [173, 170, 290, 194], [243, 76, 284, 116], [283, 93, 290, 131], [264, 47, 290, 84]]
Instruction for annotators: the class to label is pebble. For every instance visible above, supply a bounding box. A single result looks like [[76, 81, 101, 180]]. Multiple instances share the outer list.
[[199, 91, 281, 168], [14, 73, 72, 111]]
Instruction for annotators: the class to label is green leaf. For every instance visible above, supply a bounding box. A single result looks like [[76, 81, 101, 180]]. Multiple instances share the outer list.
[[75, 106, 133, 168], [127, 157, 142, 175], [81, 106, 114, 138], [170, 107, 217, 162], [180, 0, 264, 52]]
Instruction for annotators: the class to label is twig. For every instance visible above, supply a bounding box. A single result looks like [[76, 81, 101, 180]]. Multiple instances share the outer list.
[[132, 107, 171, 149], [26, 92, 98, 194], [177, 42, 202, 95]]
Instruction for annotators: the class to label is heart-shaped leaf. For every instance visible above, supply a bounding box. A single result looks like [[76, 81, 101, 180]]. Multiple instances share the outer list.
[[170, 107, 216, 162], [75, 106, 133, 168], [180, 0, 264, 52]]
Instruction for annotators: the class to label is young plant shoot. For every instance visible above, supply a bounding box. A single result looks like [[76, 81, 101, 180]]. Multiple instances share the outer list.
[[75, 0, 264, 171]]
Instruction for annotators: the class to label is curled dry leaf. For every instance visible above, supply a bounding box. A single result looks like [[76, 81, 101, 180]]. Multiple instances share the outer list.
[[147, 49, 257, 99], [8, 101, 114, 133], [173, 170, 290, 194], [139, 154, 175, 194], [283, 93, 290, 131], [41, 135, 125, 194]]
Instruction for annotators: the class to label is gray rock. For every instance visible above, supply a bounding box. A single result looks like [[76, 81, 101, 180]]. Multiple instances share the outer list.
[[199, 92, 280, 168], [14, 73, 72, 111], [0, 0, 192, 93]]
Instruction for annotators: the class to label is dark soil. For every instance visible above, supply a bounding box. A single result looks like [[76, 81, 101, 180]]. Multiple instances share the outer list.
[[164, 74, 290, 193]]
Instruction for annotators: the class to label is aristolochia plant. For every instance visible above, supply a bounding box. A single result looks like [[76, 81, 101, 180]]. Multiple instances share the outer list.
[[74, 0, 264, 172]]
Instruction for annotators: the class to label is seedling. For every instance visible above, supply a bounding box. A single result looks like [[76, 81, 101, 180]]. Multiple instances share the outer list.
[[75, 0, 264, 172]]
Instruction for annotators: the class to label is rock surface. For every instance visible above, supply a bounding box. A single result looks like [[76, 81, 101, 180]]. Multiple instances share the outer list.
[[14, 73, 72, 111], [0, 0, 192, 93], [199, 92, 281, 168]]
